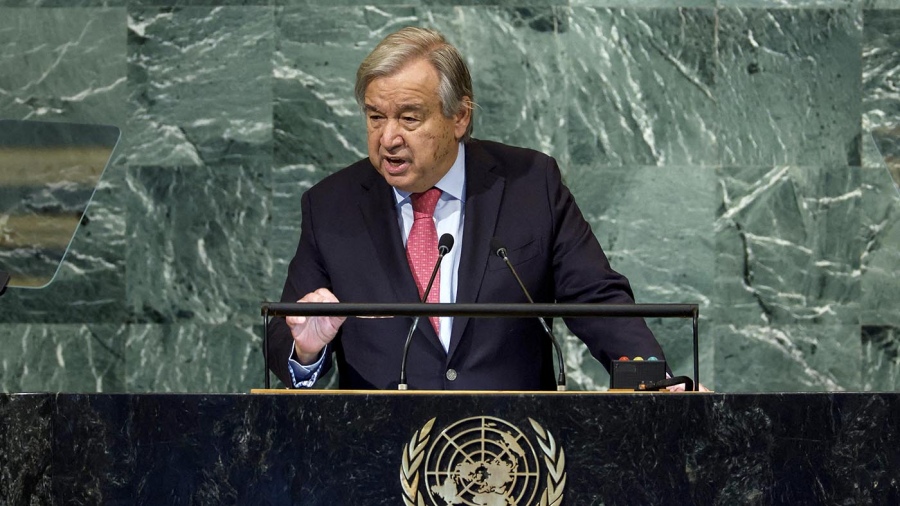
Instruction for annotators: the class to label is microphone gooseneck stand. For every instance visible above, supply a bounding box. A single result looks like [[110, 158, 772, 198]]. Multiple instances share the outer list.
[[490, 238, 567, 391], [398, 234, 454, 390]]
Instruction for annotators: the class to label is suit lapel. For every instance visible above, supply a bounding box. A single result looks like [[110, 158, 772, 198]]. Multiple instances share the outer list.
[[448, 141, 505, 357], [358, 169, 419, 304], [358, 167, 445, 353]]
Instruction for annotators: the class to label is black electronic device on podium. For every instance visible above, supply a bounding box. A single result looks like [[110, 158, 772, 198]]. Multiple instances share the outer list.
[[0, 120, 120, 296], [261, 301, 701, 391]]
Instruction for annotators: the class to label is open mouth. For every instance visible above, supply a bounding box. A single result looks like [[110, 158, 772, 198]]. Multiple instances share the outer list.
[[383, 156, 409, 174]]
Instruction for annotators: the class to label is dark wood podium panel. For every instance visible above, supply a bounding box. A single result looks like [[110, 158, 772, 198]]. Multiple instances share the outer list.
[[2, 392, 899, 505]]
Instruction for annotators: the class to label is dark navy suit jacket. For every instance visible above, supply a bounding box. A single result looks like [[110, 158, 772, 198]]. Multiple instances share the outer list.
[[266, 139, 665, 390]]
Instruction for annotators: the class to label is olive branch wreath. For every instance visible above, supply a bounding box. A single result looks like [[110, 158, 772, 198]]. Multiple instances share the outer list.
[[529, 418, 566, 506], [401, 417, 435, 506]]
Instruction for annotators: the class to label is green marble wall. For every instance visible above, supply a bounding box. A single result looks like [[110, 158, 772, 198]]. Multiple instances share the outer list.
[[1, 0, 898, 393]]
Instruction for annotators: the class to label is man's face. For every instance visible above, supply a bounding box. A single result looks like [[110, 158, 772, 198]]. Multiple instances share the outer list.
[[364, 58, 471, 193]]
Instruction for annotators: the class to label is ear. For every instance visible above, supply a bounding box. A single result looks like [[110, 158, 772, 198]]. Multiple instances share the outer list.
[[453, 96, 473, 140]]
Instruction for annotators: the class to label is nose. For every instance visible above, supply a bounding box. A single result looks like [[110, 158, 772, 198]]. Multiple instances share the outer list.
[[380, 120, 404, 150]]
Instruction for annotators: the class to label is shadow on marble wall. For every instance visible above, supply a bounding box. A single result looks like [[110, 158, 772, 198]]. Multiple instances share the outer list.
[[1, 2, 898, 393]]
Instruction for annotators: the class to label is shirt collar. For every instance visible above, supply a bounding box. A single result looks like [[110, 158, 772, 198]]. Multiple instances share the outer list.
[[393, 142, 466, 205]]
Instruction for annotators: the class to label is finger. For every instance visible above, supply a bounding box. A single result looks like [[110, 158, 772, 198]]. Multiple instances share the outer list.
[[312, 287, 339, 303], [285, 316, 308, 332], [298, 293, 319, 303], [298, 291, 329, 304]]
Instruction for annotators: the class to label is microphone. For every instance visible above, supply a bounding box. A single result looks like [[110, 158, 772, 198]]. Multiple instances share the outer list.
[[490, 237, 567, 391], [438, 234, 454, 256], [398, 233, 454, 390]]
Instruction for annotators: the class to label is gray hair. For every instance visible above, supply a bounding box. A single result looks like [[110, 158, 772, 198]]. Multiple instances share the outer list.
[[355, 27, 474, 141]]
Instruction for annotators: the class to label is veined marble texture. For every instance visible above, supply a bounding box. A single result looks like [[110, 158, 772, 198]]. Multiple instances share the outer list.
[[0, 324, 124, 393], [3, 393, 900, 503], [125, 6, 274, 168], [0, 8, 127, 124], [719, 0, 859, 7], [1, 4, 899, 393], [0, 8, 129, 325], [125, 164, 272, 325], [717, 8, 862, 166], [715, 165, 862, 326], [860, 153, 900, 326], [714, 323, 862, 391], [864, 9, 900, 187], [563, 164, 716, 387], [125, 322, 262, 392], [0, 394, 51, 503], [567, 8, 718, 167]]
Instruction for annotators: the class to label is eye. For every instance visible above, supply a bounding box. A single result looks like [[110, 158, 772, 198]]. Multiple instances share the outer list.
[[402, 116, 420, 125]]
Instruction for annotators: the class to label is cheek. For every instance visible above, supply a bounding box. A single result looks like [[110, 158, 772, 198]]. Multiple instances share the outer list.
[[435, 141, 451, 160], [367, 131, 381, 150], [418, 134, 442, 162], [433, 126, 455, 155], [420, 124, 449, 145], [367, 135, 381, 165]]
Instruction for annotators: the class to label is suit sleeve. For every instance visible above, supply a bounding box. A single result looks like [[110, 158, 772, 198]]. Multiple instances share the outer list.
[[264, 189, 337, 388], [542, 157, 666, 371]]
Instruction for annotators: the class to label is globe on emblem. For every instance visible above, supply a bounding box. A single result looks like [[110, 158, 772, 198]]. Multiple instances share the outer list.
[[424, 416, 541, 506]]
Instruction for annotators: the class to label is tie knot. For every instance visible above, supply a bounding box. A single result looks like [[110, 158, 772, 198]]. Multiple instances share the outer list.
[[411, 188, 441, 217]]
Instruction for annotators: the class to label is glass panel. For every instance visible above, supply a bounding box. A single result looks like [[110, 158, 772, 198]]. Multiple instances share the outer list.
[[0, 120, 120, 289]]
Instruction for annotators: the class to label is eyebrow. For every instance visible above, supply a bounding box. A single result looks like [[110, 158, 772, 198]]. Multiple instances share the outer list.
[[397, 104, 426, 114], [364, 103, 427, 115]]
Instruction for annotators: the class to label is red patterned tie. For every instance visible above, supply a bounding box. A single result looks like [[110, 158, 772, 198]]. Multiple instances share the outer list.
[[407, 188, 442, 334]]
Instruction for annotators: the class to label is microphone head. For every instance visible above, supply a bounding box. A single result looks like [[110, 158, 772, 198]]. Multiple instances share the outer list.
[[438, 233, 454, 254], [489, 237, 507, 258]]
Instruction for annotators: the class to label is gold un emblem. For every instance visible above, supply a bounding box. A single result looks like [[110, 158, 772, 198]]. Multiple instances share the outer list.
[[400, 416, 566, 506]]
